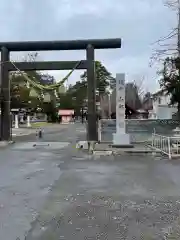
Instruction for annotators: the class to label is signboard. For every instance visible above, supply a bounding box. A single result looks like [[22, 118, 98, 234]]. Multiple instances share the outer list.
[[116, 73, 125, 133]]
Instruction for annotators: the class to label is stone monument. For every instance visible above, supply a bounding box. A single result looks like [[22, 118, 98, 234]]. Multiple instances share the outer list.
[[112, 73, 131, 146]]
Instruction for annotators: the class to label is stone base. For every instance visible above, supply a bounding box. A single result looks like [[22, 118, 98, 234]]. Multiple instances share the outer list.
[[113, 132, 131, 146], [0, 141, 14, 147], [76, 141, 97, 150], [76, 141, 89, 149]]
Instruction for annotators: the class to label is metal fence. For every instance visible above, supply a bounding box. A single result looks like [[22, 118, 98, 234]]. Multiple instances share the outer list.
[[151, 133, 180, 159]]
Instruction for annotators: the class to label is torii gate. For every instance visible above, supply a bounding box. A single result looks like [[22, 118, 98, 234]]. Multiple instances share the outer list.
[[0, 38, 121, 141]]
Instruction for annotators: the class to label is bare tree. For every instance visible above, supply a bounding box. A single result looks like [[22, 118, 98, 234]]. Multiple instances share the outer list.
[[24, 52, 39, 62], [125, 79, 143, 110], [133, 76, 145, 98], [165, 0, 179, 11], [150, 0, 179, 66]]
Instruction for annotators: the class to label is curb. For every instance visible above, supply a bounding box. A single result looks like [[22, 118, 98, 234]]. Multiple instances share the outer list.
[[93, 149, 162, 156], [98, 140, 152, 145], [0, 140, 15, 148], [76, 141, 161, 156], [93, 151, 162, 156]]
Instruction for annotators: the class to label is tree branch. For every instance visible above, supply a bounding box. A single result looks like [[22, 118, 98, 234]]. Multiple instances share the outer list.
[[164, 0, 178, 10], [150, 0, 179, 66], [152, 28, 177, 45]]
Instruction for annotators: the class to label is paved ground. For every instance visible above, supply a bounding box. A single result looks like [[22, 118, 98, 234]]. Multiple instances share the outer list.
[[1, 123, 180, 239], [11, 124, 72, 142], [0, 123, 86, 240]]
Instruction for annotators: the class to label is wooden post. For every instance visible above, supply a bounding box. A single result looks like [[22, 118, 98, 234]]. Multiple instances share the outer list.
[[86, 44, 97, 141], [1, 47, 11, 141]]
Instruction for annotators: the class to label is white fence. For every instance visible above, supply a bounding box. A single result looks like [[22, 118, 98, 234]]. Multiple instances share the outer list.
[[151, 133, 180, 159]]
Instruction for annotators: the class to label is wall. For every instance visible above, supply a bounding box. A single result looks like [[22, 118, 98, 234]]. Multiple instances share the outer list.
[[152, 92, 177, 119], [99, 119, 180, 143], [156, 106, 172, 119]]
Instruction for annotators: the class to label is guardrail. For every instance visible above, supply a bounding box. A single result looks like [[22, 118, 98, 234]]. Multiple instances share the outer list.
[[151, 133, 180, 159]]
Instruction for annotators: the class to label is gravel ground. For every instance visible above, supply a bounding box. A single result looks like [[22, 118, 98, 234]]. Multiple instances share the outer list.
[[26, 153, 180, 240]]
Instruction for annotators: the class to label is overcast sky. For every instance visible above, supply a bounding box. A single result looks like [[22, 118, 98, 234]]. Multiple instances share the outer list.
[[1, 0, 177, 92]]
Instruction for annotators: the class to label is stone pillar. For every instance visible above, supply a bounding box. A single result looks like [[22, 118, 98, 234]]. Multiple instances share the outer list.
[[15, 115, 19, 129], [27, 115, 31, 127], [113, 73, 130, 146]]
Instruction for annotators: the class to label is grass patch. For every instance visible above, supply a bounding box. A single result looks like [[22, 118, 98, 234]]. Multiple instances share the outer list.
[[31, 122, 52, 128]]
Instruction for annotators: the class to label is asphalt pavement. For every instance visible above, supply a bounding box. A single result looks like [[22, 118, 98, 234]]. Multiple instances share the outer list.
[[0, 123, 86, 240], [1, 123, 180, 239]]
